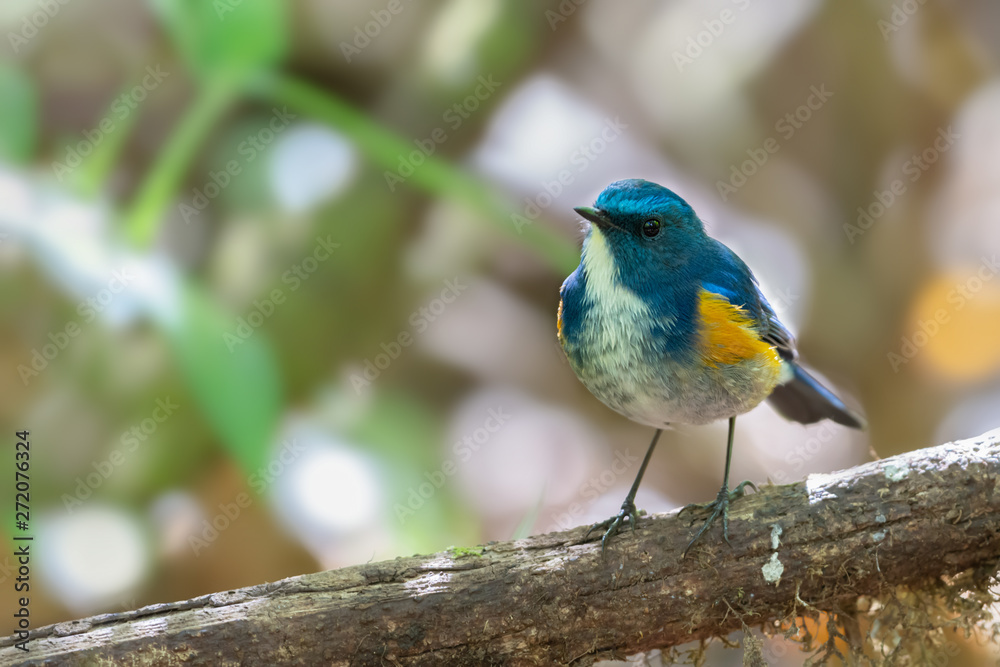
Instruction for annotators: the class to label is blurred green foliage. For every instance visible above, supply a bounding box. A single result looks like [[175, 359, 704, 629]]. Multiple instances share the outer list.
[[168, 284, 283, 474], [0, 64, 36, 164]]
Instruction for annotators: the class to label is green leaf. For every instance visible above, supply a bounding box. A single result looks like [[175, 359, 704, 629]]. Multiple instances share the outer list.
[[147, 0, 288, 79], [0, 65, 36, 163], [167, 282, 283, 475]]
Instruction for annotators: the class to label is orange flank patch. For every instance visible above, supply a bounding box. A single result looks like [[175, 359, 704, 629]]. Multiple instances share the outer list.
[[556, 298, 565, 344], [697, 290, 780, 368]]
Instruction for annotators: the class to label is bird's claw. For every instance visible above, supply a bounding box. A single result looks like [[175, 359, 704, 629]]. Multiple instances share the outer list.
[[585, 499, 645, 557], [679, 479, 756, 558]]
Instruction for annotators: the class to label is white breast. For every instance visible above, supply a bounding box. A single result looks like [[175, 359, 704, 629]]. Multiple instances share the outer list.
[[580, 229, 662, 365]]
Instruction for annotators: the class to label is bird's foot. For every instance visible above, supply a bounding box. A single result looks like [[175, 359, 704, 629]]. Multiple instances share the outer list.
[[678, 480, 756, 558], [585, 498, 646, 557]]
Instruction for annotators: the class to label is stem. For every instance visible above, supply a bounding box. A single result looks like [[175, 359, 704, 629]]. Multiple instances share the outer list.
[[75, 78, 144, 196], [123, 74, 240, 247]]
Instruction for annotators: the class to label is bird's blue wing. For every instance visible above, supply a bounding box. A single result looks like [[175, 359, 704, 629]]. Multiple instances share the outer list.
[[699, 240, 797, 361], [699, 240, 863, 428]]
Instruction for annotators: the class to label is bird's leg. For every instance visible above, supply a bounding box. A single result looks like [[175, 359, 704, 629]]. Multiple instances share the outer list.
[[585, 429, 661, 557], [679, 417, 755, 558]]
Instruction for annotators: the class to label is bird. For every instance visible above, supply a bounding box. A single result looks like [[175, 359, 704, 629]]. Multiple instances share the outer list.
[[557, 178, 864, 557]]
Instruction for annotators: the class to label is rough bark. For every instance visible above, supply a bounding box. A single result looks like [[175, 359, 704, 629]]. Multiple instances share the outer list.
[[4, 429, 1000, 666]]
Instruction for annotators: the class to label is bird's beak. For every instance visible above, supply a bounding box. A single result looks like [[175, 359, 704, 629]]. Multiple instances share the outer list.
[[574, 206, 611, 230]]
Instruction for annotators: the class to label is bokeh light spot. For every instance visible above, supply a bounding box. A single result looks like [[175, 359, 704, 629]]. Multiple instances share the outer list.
[[908, 269, 1000, 382]]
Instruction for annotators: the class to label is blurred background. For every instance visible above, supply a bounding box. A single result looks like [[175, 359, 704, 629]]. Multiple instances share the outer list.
[[1, 0, 999, 663]]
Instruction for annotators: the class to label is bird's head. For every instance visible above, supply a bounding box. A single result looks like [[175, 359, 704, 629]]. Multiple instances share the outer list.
[[575, 179, 707, 281]]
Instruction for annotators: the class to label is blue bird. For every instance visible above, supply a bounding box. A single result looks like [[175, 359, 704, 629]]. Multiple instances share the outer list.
[[557, 179, 864, 556]]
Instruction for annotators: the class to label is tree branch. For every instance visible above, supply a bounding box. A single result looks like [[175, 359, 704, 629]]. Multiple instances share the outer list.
[[5, 429, 1000, 666]]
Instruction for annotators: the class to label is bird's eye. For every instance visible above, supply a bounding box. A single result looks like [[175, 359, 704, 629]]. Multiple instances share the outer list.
[[642, 219, 661, 238]]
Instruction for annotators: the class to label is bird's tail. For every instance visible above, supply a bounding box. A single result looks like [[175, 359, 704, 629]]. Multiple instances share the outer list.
[[768, 363, 865, 429]]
